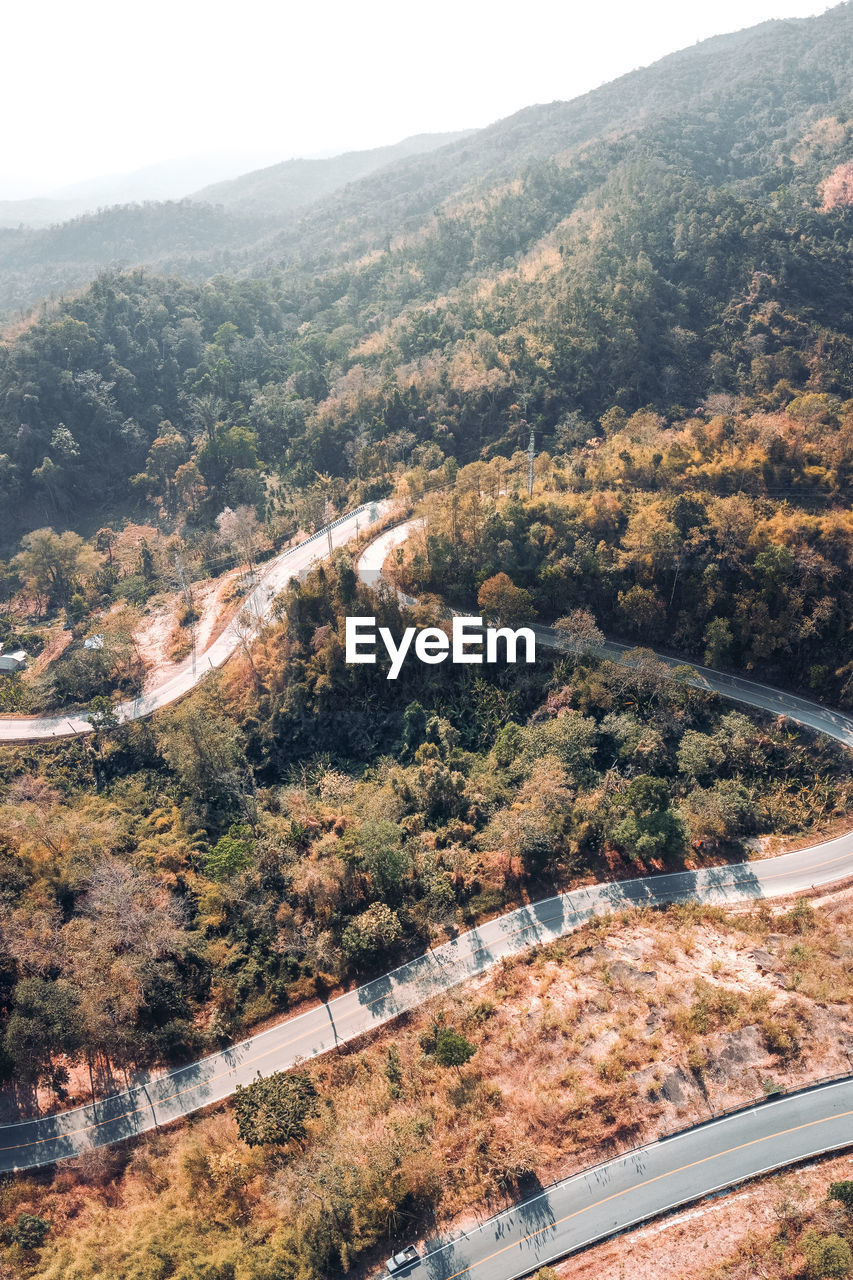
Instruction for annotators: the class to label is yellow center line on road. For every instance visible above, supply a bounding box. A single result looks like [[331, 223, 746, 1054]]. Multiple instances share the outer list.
[[439, 1106, 853, 1279]]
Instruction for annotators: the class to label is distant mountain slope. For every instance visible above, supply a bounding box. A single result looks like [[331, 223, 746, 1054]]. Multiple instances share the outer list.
[[0, 152, 289, 229], [1, 4, 853, 552], [0, 202, 270, 319], [257, 5, 853, 271], [2, 6, 852, 323], [0, 198, 86, 230], [0, 133, 471, 318], [192, 132, 474, 216]]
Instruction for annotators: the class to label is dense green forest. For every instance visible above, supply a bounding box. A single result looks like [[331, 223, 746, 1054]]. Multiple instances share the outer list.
[[1, 556, 848, 1105], [2, 8, 853, 1276], [1, 6, 852, 554]]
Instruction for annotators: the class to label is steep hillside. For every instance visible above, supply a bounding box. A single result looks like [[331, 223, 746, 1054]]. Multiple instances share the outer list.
[[4, 14, 853, 1274], [0, 152, 290, 229], [257, 7, 853, 267], [7, 885, 853, 1279], [0, 134, 469, 318], [1, 5, 852, 571], [4, 6, 853, 326], [0, 203, 269, 318]]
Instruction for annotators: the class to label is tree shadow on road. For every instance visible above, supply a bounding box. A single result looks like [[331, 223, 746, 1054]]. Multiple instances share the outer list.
[[418, 1235, 467, 1280], [355, 930, 498, 1019]]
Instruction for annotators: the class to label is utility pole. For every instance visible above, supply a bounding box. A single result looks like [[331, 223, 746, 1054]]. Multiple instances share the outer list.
[[174, 554, 196, 677], [315, 471, 335, 560], [324, 497, 333, 559], [527, 427, 535, 497]]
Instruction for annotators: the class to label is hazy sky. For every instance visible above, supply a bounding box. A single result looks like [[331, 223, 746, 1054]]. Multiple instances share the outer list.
[[3, 0, 837, 197]]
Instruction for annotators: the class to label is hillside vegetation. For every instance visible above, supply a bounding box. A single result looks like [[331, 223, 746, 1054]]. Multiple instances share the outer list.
[[385, 423, 853, 705], [1, 11, 853, 1279], [0, 7, 851, 691], [0, 554, 849, 1120], [5, 894, 853, 1279], [0, 133, 467, 316]]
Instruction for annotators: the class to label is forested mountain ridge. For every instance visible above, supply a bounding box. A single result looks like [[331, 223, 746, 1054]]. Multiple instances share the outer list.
[[0, 204, 271, 321], [1, 6, 853, 656], [257, 3, 853, 271], [6, 15, 853, 1274], [191, 131, 474, 216], [4, 3, 853, 325], [0, 133, 467, 319]]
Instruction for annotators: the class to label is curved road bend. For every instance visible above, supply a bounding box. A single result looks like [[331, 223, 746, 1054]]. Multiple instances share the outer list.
[[361, 520, 853, 748], [356, 520, 413, 587], [0, 502, 388, 743], [400, 1077, 853, 1280], [0, 514, 852, 1201]]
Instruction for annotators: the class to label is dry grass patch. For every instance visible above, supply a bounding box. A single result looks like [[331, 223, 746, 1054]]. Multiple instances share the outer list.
[[8, 895, 853, 1279]]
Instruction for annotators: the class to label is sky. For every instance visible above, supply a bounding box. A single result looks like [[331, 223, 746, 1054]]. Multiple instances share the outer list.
[[1, 0, 838, 199]]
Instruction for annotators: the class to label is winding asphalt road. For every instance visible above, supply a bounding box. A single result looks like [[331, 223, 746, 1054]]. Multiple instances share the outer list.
[[0, 502, 386, 742], [2, 515, 853, 1278], [403, 1079, 853, 1280], [361, 521, 853, 748], [4, 820, 853, 1177]]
